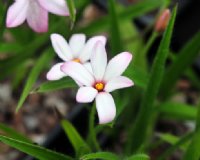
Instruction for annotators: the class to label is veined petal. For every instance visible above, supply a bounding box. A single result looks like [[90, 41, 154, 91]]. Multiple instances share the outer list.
[[104, 76, 134, 92], [83, 62, 93, 74], [26, 0, 48, 32], [51, 34, 73, 61], [38, 0, 69, 16], [91, 41, 107, 81], [104, 52, 132, 82], [46, 63, 66, 80], [6, 0, 28, 27], [79, 36, 107, 63], [76, 87, 98, 103], [61, 61, 95, 86], [96, 92, 116, 124], [69, 34, 86, 57]]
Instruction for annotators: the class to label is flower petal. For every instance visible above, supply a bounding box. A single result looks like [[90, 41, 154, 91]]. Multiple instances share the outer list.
[[38, 0, 69, 16], [96, 92, 116, 124], [6, 0, 28, 28], [104, 76, 134, 92], [76, 87, 97, 103], [61, 61, 95, 86], [51, 34, 73, 61], [79, 36, 107, 63], [104, 52, 132, 82], [26, 0, 48, 32], [83, 62, 93, 74], [91, 41, 107, 81], [69, 34, 86, 57], [46, 63, 66, 80]]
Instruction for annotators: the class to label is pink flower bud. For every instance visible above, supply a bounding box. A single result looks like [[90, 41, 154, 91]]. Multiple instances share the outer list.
[[155, 9, 171, 33]]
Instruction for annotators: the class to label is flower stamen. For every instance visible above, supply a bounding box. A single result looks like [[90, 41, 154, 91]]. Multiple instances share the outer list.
[[73, 58, 81, 63], [95, 82, 104, 92]]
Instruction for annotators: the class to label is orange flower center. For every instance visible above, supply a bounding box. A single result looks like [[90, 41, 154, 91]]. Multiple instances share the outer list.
[[95, 82, 104, 92], [73, 58, 81, 63]]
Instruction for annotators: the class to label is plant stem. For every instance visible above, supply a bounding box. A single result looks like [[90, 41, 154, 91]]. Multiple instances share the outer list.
[[88, 103, 101, 151]]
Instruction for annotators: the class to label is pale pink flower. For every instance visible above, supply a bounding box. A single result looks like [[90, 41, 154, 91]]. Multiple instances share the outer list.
[[46, 33, 106, 81], [61, 42, 134, 124], [6, 0, 69, 32]]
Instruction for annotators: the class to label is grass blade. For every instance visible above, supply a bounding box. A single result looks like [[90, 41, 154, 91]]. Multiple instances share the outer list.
[[0, 135, 72, 160], [81, 152, 120, 160], [160, 31, 200, 99], [127, 153, 150, 160], [127, 6, 177, 152], [61, 119, 91, 157], [33, 77, 77, 93], [0, 123, 32, 143], [16, 48, 54, 112]]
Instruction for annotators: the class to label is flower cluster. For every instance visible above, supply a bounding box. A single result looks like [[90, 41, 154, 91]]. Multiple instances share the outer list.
[[47, 34, 134, 124], [6, 0, 69, 32]]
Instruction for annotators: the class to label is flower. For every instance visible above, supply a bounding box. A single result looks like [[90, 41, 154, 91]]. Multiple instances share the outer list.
[[61, 41, 134, 124], [6, 0, 69, 32], [46, 33, 106, 81]]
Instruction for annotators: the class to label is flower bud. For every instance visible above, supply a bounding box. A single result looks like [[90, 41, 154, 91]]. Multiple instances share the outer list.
[[155, 9, 171, 33]]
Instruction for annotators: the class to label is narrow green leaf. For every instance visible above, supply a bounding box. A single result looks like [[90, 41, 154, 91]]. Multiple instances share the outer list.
[[128, 6, 177, 152], [0, 43, 23, 53], [183, 103, 200, 160], [158, 102, 197, 120], [66, 0, 76, 28], [126, 153, 150, 160], [34, 77, 77, 93], [0, 135, 72, 160], [61, 120, 91, 157], [16, 48, 54, 112], [161, 30, 200, 99], [108, 0, 123, 55], [0, 123, 32, 143], [81, 152, 120, 160]]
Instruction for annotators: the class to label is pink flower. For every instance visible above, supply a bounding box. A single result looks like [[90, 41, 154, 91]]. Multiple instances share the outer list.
[[46, 33, 106, 81], [6, 0, 69, 32], [61, 42, 134, 124]]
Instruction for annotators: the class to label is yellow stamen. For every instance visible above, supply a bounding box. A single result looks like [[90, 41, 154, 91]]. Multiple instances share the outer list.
[[95, 83, 104, 91], [73, 58, 81, 63]]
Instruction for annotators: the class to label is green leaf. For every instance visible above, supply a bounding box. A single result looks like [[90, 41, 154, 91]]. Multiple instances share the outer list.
[[158, 133, 189, 151], [81, 152, 120, 160], [128, 6, 177, 152], [0, 123, 32, 143], [158, 101, 197, 120], [108, 0, 123, 55], [66, 0, 76, 28], [16, 48, 54, 112], [33, 77, 77, 93], [61, 120, 91, 157], [126, 153, 150, 160], [0, 43, 23, 54], [0, 135, 72, 160], [161, 30, 200, 99], [77, 0, 164, 34]]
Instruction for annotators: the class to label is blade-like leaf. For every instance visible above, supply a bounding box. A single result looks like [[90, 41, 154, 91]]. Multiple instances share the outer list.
[[16, 48, 54, 112], [61, 120, 91, 157], [33, 77, 77, 93], [81, 152, 120, 160], [0, 135, 72, 160], [128, 6, 177, 152], [108, 0, 123, 55], [157, 102, 197, 120], [0, 123, 32, 143], [126, 153, 150, 160], [66, 0, 76, 27], [161, 30, 200, 99]]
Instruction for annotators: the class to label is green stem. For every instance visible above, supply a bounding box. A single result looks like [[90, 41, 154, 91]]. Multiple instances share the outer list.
[[88, 103, 101, 151], [183, 103, 200, 160]]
